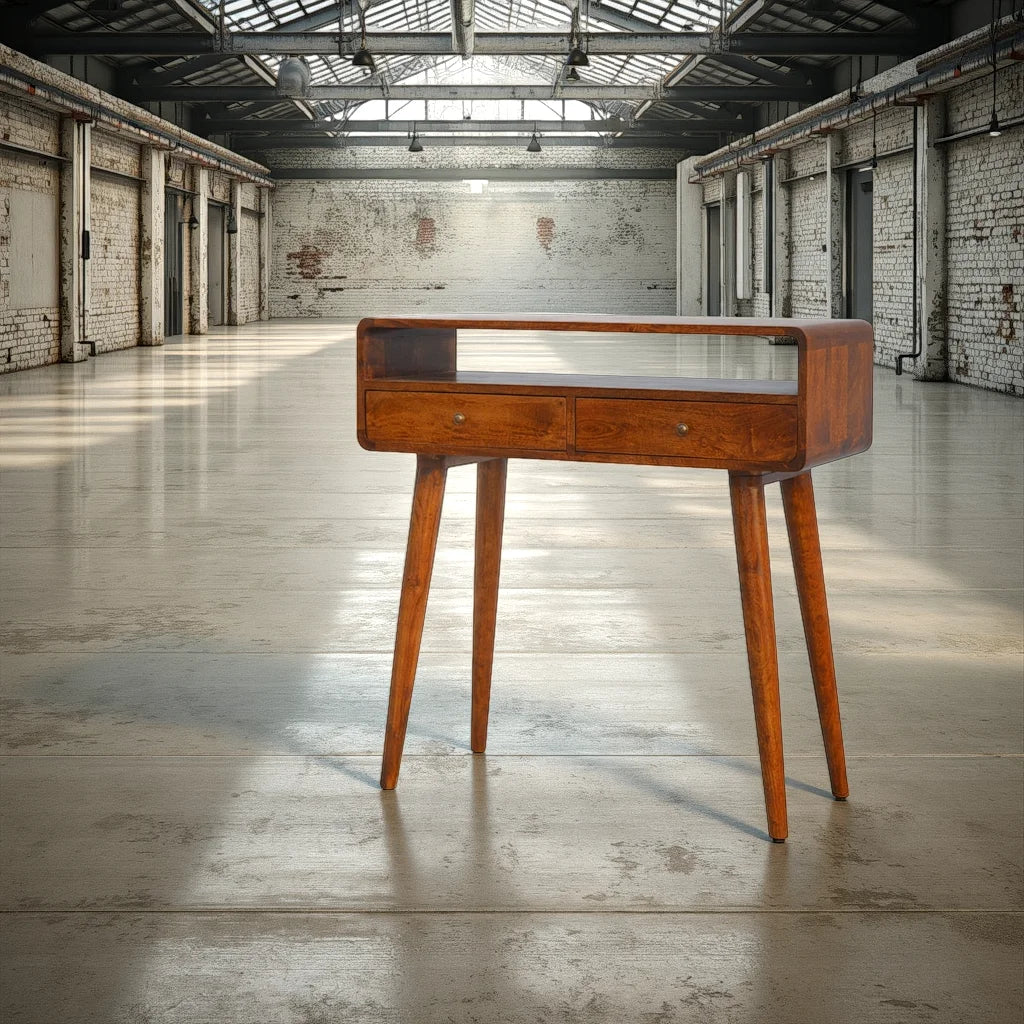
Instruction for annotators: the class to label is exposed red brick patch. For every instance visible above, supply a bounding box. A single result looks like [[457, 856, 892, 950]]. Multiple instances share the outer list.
[[286, 244, 328, 279], [536, 216, 554, 253], [416, 217, 436, 252]]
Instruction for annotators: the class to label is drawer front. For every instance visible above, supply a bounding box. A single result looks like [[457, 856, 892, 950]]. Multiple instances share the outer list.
[[575, 397, 798, 463], [365, 390, 567, 452]]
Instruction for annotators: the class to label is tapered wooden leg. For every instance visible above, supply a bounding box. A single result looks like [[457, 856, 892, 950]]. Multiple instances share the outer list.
[[472, 458, 508, 753], [729, 473, 788, 842], [781, 472, 849, 800], [380, 456, 448, 790]]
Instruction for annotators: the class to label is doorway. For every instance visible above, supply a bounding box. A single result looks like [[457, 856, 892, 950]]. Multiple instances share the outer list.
[[164, 193, 184, 336], [846, 169, 873, 322], [208, 203, 226, 326], [706, 204, 721, 316]]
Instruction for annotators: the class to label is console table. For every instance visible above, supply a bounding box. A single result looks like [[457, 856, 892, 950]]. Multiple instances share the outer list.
[[357, 314, 873, 841]]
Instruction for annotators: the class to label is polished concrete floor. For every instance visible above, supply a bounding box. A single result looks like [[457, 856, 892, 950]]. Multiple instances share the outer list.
[[1, 321, 1021, 1022]]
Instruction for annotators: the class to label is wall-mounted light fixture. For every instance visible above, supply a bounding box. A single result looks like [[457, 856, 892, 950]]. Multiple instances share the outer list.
[[226, 206, 238, 235], [187, 196, 199, 230]]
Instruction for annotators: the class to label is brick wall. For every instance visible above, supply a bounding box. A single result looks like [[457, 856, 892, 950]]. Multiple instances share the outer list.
[[697, 61, 1023, 395], [945, 67, 1024, 394], [90, 131, 141, 352], [0, 98, 60, 372], [238, 208, 261, 323], [269, 156, 678, 318], [0, 44, 271, 373]]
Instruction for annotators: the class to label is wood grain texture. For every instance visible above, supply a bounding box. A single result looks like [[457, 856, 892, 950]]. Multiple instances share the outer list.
[[471, 459, 508, 754], [575, 397, 798, 462], [781, 472, 849, 800], [356, 315, 872, 474], [364, 391, 566, 454], [729, 473, 788, 842], [380, 456, 448, 790]]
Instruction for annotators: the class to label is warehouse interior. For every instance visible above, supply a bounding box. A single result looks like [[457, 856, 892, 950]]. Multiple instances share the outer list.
[[1, 1, 1022, 1020]]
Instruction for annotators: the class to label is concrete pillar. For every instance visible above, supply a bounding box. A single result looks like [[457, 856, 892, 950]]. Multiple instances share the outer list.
[[916, 96, 948, 381], [825, 135, 844, 318], [188, 166, 209, 335], [58, 116, 92, 362], [675, 157, 703, 315], [140, 145, 165, 346], [258, 186, 270, 321], [227, 179, 241, 326], [721, 170, 737, 315], [771, 151, 793, 320]]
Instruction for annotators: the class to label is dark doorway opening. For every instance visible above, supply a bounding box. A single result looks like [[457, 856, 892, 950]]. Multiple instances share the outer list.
[[846, 169, 873, 322], [164, 193, 184, 336], [706, 204, 721, 316]]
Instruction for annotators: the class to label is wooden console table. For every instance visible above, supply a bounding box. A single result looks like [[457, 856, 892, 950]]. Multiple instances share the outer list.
[[357, 314, 873, 841]]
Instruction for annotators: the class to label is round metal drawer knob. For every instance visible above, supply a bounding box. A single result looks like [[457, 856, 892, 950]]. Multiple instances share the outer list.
[[675, 422, 690, 437], [452, 412, 466, 425]]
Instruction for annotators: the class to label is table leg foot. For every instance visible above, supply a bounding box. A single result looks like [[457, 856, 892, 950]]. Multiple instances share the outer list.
[[781, 472, 849, 801], [472, 459, 507, 753], [730, 473, 788, 843], [380, 456, 448, 790]]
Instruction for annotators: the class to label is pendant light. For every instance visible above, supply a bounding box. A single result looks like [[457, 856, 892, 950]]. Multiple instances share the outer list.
[[526, 125, 542, 153]]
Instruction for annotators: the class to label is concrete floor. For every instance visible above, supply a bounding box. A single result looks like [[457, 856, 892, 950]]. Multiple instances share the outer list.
[[0, 322, 1021, 1023]]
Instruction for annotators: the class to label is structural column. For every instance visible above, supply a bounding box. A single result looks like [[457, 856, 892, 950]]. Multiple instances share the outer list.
[[188, 166, 209, 335], [227, 179, 242, 326], [916, 95, 948, 381], [140, 145, 165, 346], [675, 156, 703, 315], [771, 151, 792, 319], [825, 134, 844, 318], [720, 170, 737, 316], [58, 115, 92, 362], [258, 186, 270, 321]]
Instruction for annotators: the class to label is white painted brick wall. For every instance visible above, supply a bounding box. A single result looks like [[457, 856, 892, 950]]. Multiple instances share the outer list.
[[89, 174, 141, 352], [697, 65, 1023, 395], [270, 175, 677, 318], [238, 208, 261, 323], [944, 67, 1023, 395], [0, 98, 60, 373]]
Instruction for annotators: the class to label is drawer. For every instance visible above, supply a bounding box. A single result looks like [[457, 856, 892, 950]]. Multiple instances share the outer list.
[[575, 397, 798, 463], [365, 390, 567, 452]]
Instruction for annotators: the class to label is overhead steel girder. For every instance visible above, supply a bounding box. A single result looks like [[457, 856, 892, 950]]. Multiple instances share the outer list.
[[132, 84, 820, 102], [201, 117, 750, 134], [32, 31, 923, 58]]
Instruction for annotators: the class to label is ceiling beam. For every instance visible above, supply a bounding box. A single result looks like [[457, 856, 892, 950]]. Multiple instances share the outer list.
[[200, 117, 749, 135], [129, 83, 821, 103], [31, 31, 924, 58]]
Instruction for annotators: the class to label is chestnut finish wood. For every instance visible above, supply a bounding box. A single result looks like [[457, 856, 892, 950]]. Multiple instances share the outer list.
[[365, 390, 567, 453], [358, 314, 873, 839], [472, 459, 508, 754], [380, 455, 449, 791], [781, 472, 850, 801], [575, 397, 798, 462], [729, 473, 788, 842]]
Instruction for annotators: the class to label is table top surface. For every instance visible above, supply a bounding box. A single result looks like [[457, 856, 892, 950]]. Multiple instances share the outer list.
[[358, 314, 868, 339]]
